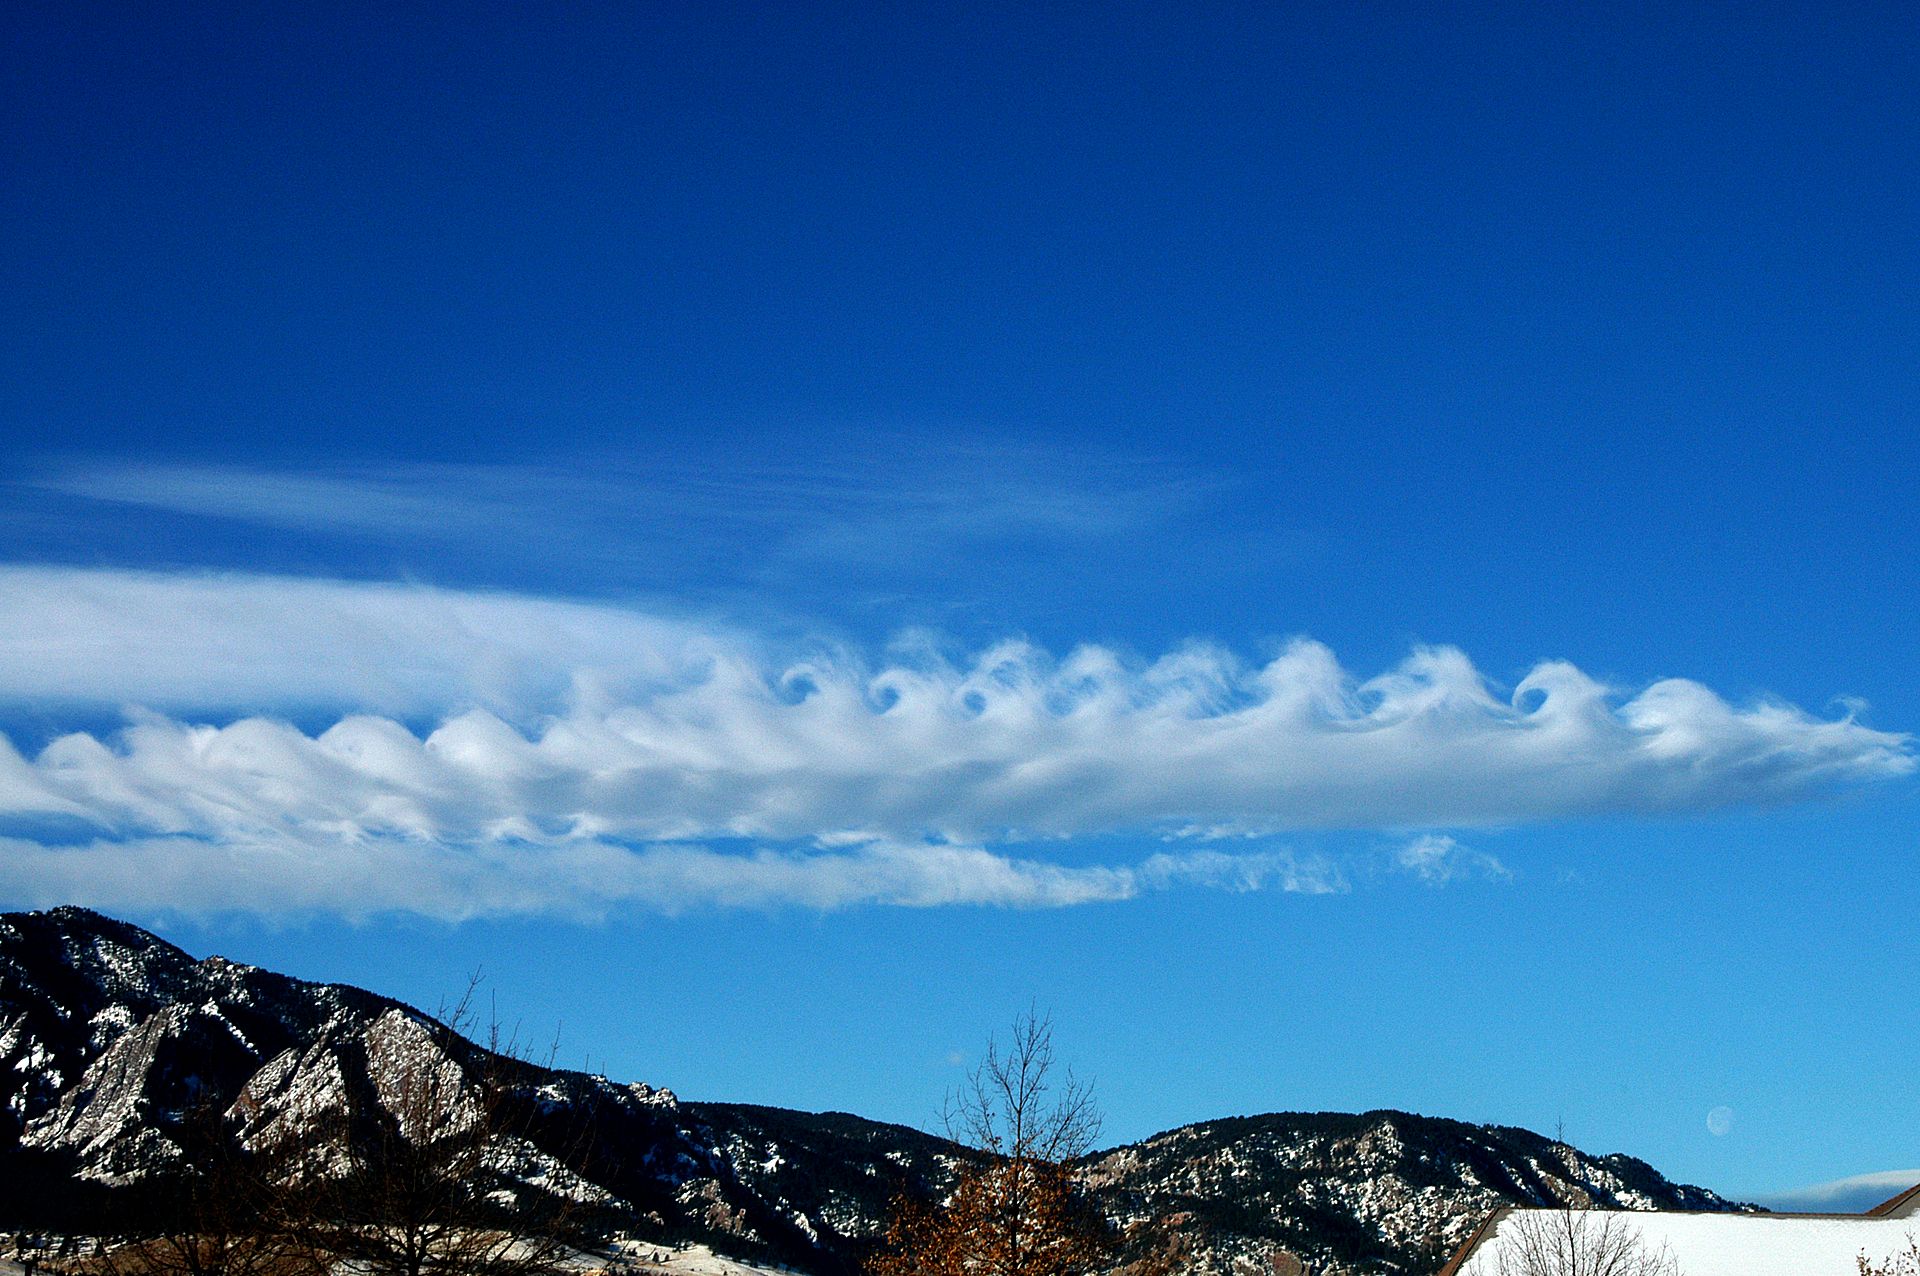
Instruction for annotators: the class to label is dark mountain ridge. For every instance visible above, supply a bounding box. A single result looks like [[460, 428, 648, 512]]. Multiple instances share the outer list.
[[0, 907, 1745, 1276]]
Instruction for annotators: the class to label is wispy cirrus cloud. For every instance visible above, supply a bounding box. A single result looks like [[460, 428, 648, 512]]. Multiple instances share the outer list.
[[22, 446, 1220, 589], [0, 567, 1908, 919], [1388, 834, 1511, 886], [0, 834, 1341, 921], [34, 449, 1189, 536], [36, 463, 492, 539]]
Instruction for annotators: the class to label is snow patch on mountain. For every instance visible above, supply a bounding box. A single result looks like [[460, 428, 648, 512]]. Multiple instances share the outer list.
[[1, 908, 1749, 1276]]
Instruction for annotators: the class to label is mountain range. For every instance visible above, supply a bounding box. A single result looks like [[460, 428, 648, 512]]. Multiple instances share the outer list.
[[0, 907, 1746, 1276]]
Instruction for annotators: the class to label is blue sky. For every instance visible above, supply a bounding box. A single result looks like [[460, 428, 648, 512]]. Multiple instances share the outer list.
[[3, 1, 1918, 1207]]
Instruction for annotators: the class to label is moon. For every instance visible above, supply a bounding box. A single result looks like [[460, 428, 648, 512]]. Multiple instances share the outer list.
[[1706, 1106, 1735, 1137]]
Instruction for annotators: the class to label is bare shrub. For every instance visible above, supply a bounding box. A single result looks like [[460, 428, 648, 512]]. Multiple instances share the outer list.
[[297, 983, 589, 1276], [1859, 1235, 1920, 1276], [870, 1010, 1114, 1276], [1475, 1207, 1681, 1276]]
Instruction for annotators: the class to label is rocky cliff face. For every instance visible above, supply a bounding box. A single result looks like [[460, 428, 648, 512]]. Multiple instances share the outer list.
[[1081, 1109, 1740, 1275], [0, 908, 1744, 1276], [0, 907, 960, 1272]]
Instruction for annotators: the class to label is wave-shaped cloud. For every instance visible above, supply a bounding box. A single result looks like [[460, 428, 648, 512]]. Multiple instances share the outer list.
[[0, 568, 1909, 918]]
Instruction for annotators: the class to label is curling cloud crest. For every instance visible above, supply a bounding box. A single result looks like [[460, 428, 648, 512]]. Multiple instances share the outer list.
[[0, 568, 1908, 918]]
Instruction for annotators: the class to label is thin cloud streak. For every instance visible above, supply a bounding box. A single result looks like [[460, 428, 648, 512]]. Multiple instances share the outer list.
[[26, 449, 1215, 583], [38, 464, 487, 538], [0, 835, 1338, 921]]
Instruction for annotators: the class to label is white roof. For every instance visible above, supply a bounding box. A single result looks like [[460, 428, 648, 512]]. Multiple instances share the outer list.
[[1457, 1206, 1920, 1276]]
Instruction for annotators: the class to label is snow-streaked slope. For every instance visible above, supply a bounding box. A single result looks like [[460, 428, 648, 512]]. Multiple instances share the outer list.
[[0, 907, 860, 1272], [1082, 1111, 1746, 1276], [0, 908, 1750, 1276]]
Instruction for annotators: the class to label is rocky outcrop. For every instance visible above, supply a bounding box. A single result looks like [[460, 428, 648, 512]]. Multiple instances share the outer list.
[[0, 908, 1746, 1276]]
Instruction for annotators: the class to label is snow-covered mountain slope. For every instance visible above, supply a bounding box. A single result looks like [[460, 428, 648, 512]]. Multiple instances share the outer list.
[[1082, 1109, 1743, 1275], [0, 907, 864, 1269], [0, 908, 1745, 1276]]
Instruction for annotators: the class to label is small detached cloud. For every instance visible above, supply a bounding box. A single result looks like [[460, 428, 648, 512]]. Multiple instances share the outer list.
[[0, 568, 1910, 919], [1390, 834, 1511, 886]]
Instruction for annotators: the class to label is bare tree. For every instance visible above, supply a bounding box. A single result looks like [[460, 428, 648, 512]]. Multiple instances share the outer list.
[[51, 1103, 302, 1276], [941, 1009, 1102, 1166], [871, 1010, 1113, 1276], [40, 981, 590, 1276], [1859, 1235, 1920, 1276], [293, 983, 591, 1276], [1474, 1208, 1681, 1276]]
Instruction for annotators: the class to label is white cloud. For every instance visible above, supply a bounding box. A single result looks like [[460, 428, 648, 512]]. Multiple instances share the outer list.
[[38, 464, 489, 538], [1747, 1170, 1920, 1214], [25, 449, 1212, 585], [1390, 834, 1510, 885], [0, 565, 724, 717], [0, 567, 1910, 918], [0, 834, 1337, 921]]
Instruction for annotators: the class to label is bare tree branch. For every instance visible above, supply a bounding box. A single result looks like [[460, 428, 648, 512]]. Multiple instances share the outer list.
[[942, 1008, 1101, 1165], [1860, 1235, 1920, 1276], [877, 1009, 1112, 1276], [1475, 1208, 1682, 1276], [289, 978, 592, 1276]]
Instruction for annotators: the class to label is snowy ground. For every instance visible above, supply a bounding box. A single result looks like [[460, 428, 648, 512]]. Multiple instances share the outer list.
[[1461, 1208, 1920, 1276], [589, 1241, 795, 1276], [0, 1242, 794, 1276]]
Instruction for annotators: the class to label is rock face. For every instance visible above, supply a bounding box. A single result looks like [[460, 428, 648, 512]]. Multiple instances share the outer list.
[[0, 907, 960, 1272], [1082, 1111, 1742, 1276], [0, 908, 1745, 1276]]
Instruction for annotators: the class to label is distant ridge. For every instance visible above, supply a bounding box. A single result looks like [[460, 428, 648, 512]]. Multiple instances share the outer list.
[[0, 907, 1746, 1276]]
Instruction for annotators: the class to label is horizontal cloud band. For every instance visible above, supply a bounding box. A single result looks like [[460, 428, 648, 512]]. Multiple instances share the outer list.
[[0, 568, 1909, 916], [0, 836, 1341, 920]]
